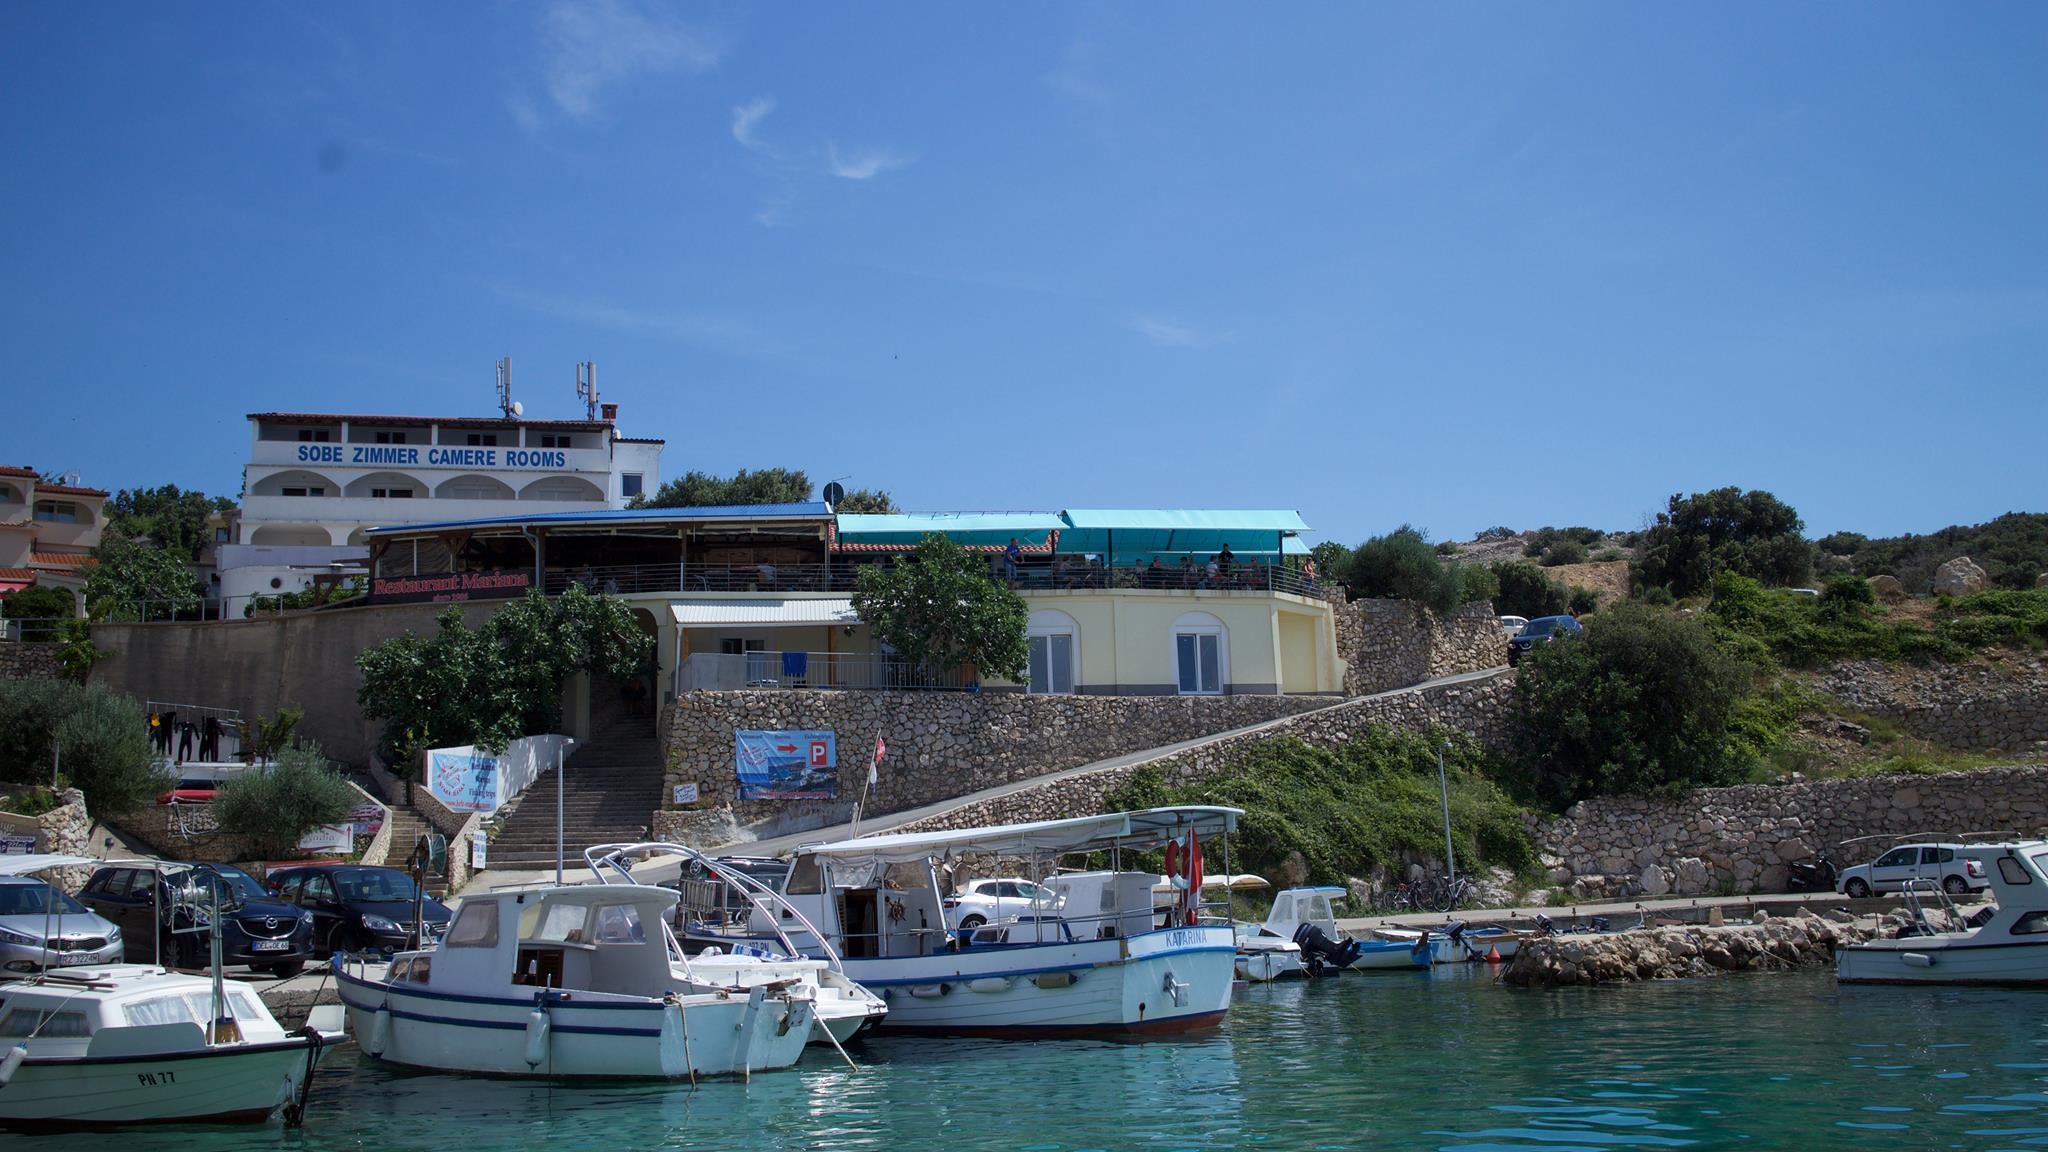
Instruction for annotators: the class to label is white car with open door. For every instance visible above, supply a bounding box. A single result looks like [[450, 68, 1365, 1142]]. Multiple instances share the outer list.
[[1837, 842, 1988, 898]]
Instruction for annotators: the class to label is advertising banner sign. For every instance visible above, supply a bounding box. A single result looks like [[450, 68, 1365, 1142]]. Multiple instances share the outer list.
[[371, 568, 532, 605], [428, 749, 500, 813], [297, 824, 354, 853], [735, 730, 837, 801]]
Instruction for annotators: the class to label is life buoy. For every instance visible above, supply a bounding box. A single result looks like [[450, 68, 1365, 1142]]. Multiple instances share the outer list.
[[1181, 832, 1204, 925], [1164, 840, 1186, 888]]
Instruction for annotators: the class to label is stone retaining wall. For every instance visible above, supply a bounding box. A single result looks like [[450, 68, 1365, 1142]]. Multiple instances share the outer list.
[[657, 690, 1333, 846], [1813, 657, 2048, 755], [884, 669, 1518, 836], [1336, 598, 1506, 696], [0, 643, 65, 682], [1534, 763, 2048, 899], [0, 787, 94, 889]]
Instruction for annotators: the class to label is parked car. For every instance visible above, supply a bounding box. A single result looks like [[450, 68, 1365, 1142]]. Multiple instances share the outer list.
[[267, 864, 451, 957], [0, 877, 123, 977], [1507, 615, 1584, 665], [942, 877, 1060, 931], [1837, 843, 1989, 899], [1498, 615, 1529, 638], [78, 861, 313, 976]]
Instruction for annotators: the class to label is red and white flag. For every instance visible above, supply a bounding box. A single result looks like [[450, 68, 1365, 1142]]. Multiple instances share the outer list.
[[868, 736, 886, 786]]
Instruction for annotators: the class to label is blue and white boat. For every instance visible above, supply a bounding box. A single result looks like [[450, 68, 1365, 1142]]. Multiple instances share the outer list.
[[689, 807, 1243, 1036], [1265, 887, 1432, 971]]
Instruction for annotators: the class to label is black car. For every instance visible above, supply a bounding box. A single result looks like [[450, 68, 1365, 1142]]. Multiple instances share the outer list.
[[1506, 614, 1584, 665], [267, 865, 451, 957], [78, 861, 315, 977]]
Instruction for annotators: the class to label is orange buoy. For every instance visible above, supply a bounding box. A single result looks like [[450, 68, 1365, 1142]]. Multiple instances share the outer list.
[[1486, 945, 1502, 963]]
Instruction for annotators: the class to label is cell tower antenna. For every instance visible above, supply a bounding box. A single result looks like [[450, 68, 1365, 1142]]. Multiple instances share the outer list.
[[576, 362, 599, 420], [496, 357, 520, 418]]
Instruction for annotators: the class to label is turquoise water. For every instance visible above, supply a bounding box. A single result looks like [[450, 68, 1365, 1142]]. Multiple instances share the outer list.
[[27, 967, 2048, 1151]]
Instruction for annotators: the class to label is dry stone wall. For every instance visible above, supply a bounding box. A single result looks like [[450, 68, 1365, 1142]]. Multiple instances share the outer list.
[[1812, 657, 2048, 756], [658, 690, 1332, 846], [0, 788, 93, 889], [1336, 598, 1506, 696], [0, 643, 64, 681], [883, 669, 1517, 837], [1534, 763, 2048, 899]]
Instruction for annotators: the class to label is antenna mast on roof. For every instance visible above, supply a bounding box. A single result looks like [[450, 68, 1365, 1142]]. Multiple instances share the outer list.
[[496, 357, 522, 418], [575, 362, 598, 420]]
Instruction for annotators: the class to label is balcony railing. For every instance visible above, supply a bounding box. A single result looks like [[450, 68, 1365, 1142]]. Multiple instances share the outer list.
[[539, 560, 1338, 600], [676, 650, 966, 693]]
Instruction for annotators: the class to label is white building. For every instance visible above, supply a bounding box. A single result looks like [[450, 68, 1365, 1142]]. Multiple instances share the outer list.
[[220, 406, 663, 615]]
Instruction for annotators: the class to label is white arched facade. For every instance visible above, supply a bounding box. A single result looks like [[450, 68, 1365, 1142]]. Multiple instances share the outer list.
[[1025, 608, 1079, 695], [249, 524, 336, 547], [249, 470, 339, 498], [343, 471, 427, 499], [518, 475, 606, 502], [435, 473, 516, 500], [1169, 610, 1229, 695]]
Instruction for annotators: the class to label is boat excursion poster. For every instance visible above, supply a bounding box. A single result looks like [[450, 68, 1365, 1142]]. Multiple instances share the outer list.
[[427, 748, 500, 812], [736, 730, 837, 800]]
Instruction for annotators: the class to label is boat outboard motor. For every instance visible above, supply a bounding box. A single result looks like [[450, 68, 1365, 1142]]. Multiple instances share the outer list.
[[1291, 922, 1362, 976], [1534, 914, 1555, 937]]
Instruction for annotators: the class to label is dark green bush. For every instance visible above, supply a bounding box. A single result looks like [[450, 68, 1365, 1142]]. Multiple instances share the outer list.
[[1514, 603, 1765, 806], [1434, 541, 1459, 556], [0, 678, 167, 814], [1633, 487, 1813, 597], [1476, 526, 1517, 541], [1103, 729, 1534, 885], [213, 743, 359, 859], [1492, 561, 1569, 620], [1, 587, 75, 639], [1845, 512, 2048, 592], [1568, 587, 1599, 616], [1343, 526, 1480, 614], [1542, 539, 1589, 567]]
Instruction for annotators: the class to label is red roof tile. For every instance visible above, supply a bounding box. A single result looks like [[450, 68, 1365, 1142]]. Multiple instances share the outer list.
[[30, 552, 95, 568], [0, 568, 33, 582], [0, 466, 36, 479], [35, 484, 107, 498]]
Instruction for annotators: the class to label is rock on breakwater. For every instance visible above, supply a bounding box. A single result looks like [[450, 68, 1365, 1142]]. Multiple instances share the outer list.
[[1501, 911, 1881, 987]]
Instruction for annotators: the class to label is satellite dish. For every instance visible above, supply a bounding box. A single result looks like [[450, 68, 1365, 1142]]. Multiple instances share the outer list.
[[511, 401, 524, 416], [822, 481, 845, 508]]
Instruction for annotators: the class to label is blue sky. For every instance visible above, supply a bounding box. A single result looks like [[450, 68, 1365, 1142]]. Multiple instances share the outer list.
[[4, 3, 2043, 546]]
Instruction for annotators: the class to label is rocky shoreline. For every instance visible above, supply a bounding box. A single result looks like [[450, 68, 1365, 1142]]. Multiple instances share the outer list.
[[1500, 909, 1888, 987]]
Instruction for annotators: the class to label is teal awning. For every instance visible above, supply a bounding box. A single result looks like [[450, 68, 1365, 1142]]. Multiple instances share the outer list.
[[835, 511, 1065, 549], [1054, 509, 1310, 560]]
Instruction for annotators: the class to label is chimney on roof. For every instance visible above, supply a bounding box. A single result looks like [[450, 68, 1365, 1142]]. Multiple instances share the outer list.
[[600, 402, 618, 422]]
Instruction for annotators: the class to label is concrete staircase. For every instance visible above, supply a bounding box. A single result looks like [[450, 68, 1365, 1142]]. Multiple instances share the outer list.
[[378, 806, 452, 898], [487, 688, 664, 871]]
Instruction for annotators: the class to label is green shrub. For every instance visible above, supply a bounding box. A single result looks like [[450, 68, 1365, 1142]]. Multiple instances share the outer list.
[[0, 678, 167, 814], [1845, 512, 2048, 592], [1542, 539, 1589, 567], [1568, 587, 1598, 616], [1102, 728, 1535, 885], [1514, 603, 1764, 806], [1476, 526, 1517, 541], [1, 587, 75, 639], [212, 743, 359, 859], [1704, 572, 2042, 667], [1492, 561, 1569, 620], [1633, 487, 1812, 597], [1593, 548, 1625, 563], [1343, 526, 1480, 614], [1459, 565, 1499, 607], [0, 787, 67, 818]]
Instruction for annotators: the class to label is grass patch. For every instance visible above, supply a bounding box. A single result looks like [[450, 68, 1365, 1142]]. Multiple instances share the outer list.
[[1102, 727, 1536, 888], [1706, 575, 2048, 670], [0, 786, 67, 818]]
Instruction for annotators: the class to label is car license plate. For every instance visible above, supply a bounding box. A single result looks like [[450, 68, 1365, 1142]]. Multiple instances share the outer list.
[[252, 940, 291, 952], [57, 952, 95, 966]]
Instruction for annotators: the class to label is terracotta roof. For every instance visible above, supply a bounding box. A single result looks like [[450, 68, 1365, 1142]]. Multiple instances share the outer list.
[[0, 466, 36, 479], [247, 412, 614, 431], [31, 551, 95, 568], [0, 568, 33, 582], [35, 484, 107, 498], [0, 518, 32, 530]]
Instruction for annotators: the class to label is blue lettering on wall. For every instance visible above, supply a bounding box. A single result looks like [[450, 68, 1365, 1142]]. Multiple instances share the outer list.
[[297, 444, 343, 464], [350, 446, 420, 465]]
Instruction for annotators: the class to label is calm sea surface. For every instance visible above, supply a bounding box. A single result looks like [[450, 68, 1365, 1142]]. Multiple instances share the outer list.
[[28, 967, 2048, 1152]]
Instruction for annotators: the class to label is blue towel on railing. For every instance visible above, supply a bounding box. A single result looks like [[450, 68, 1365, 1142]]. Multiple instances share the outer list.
[[782, 651, 808, 679]]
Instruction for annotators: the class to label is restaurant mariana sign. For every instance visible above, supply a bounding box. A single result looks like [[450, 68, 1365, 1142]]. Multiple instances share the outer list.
[[370, 569, 532, 604]]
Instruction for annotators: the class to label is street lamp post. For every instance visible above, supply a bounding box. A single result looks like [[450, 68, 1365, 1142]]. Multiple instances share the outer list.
[[1436, 737, 1456, 890], [556, 737, 577, 885]]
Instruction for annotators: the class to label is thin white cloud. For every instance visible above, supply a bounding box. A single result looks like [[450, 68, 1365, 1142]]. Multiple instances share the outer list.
[[825, 144, 914, 180], [731, 97, 776, 152], [752, 193, 794, 228], [494, 285, 747, 347], [527, 0, 722, 126], [1129, 315, 1234, 350]]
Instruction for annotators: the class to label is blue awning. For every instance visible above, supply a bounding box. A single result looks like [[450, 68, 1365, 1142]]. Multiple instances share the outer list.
[[834, 512, 1066, 548], [1054, 509, 1310, 560]]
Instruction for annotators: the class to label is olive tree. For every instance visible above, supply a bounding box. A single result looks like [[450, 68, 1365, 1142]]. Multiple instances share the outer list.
[[850, 534, 1028, 682]]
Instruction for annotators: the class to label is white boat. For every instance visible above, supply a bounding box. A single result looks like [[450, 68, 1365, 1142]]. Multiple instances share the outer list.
[[1370, 926, 1469, 965], [716, 807, 1243, 1035], [584, 841, 888, 1045], [0, 857, 340, 1131], [1266, 888, 1431, 971], [337, 883, 816, 1079], [1836, 840, 2048, 987], [1150, 873, 1303, 982]]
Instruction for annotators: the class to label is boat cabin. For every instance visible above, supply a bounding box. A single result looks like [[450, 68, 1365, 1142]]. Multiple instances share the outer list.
[[401, 885, 677, 998], [0, 966, 287, 1058], [1262, 886, 1345, 939]]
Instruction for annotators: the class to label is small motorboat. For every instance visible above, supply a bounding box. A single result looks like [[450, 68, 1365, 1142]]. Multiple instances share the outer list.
[[1266, 888, 1429, 972], [0, 857, 340, 1131], [339, 883, 818, 1079], [1836, 840, 2048, 987], [1152, 873, 1304, 982], [1370, 925, 1469, 965]]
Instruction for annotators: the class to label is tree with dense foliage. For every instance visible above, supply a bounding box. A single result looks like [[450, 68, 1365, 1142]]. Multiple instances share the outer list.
[[1339, 525, 1486, 614], [635, 467, 813, 509], [105, 485, 235, 561], [1309, 541, 1352, 580], [850, 534, 1029, 682], [1491, 561, 1569, 620], [1513, 603, 1766, 806], [213, 742, 359, 858], [1836, 511, 2048, 593], [0, 678, 168, 813], [1, 586, 76, 638], [1632, 487, 1812, 598], [357, 587, 652, 758], [84, 535, 203, 621], [832, 487, 898, 513]]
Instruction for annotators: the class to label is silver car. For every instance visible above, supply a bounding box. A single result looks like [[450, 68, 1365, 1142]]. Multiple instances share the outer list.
[[0, 876, 124, 977]]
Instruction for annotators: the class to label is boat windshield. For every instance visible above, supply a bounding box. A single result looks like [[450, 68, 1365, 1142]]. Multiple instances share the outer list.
[[2032, 851, 2048, 878], [0, 883, 88, 916]]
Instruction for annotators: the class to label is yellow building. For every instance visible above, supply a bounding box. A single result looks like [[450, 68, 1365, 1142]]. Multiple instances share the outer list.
[[362, 505, 1345, 699]]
